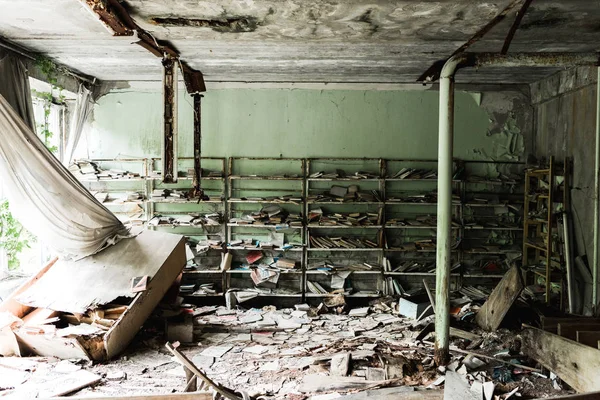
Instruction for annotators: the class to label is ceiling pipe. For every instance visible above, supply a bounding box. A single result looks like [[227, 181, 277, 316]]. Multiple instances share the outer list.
[[594, 67, 600, 316], [435, 52, 600, 366]]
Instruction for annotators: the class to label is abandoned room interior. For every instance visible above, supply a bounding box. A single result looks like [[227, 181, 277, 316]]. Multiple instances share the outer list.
[[1, 0, 600, 399]]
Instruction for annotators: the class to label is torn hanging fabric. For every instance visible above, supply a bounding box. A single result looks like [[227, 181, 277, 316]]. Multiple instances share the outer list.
[[0, 94, 131, 259], [64, 83, 93, 165], [0, 50, 35, 130]]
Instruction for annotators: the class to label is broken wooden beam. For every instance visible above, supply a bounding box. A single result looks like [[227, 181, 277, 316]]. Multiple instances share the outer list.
[[521, 326, 600, 393], [576, 330, 600, 348], [165, 342, 243, 400], [557, 323, 600, 341], [541, 316, 600, 334], [475, 265, 523, 331]]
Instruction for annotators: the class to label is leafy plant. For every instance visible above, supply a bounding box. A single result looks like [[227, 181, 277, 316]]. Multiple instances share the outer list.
[[32, 56, 66, 154], [0, 200, 35, 270]]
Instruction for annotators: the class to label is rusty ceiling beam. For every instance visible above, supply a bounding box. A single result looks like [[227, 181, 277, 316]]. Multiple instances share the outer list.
[[80, 0, 136, 36], [417, 0, 526, 83], [501, 0, 534, 54], [78, 0, 205, 93]]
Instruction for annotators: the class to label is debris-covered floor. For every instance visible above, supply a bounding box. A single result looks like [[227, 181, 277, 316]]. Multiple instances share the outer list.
[[1, 298, 574, 399]]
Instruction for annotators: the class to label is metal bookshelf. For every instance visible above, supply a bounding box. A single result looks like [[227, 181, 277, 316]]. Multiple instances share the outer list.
[[226, 157, 306, 299], [147, 157, 227, 299], [72, 157, 526, 304], [304, 158, 385, 299]]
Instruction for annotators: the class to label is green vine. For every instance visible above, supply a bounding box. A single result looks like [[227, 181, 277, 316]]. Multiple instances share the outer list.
[[32, 56, 66, 154], [0, 200, 35, 270]]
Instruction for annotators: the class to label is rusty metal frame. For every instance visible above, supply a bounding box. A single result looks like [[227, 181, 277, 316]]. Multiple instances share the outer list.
[[79, 0, 136, 36], [501, 0, 534, 54], [417, 0, 526, 82], [161, 55, 178, 183], [77, 0, 205, 94]]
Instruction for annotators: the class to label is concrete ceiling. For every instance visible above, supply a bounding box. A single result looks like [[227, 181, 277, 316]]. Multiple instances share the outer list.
[[0, 0, 599, 84]]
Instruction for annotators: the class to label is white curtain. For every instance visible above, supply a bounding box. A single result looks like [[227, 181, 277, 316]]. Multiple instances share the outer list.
[[0, 94, 131, 259], [0, 51, 35, 131], [64, 84, 93, 165]]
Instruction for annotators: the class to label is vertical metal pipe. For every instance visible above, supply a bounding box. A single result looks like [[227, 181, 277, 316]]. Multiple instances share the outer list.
[[161, 55, 178, 183], [193, 93, 203, 193], [435, 57, 459, 366], [594, 67, 600, 315]]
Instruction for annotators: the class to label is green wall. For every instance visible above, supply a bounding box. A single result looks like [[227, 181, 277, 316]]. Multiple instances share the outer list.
[[81, 89, 528, 161]]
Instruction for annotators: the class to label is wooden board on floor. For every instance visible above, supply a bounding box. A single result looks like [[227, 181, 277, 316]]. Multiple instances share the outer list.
[[557, 323, 600, 341], [14, 330, 90, 360], [39, 369, 101, 397], [576, 331, 600, 348], [0, 257, 57, 317], [16, 230, 186, 314], [522, 326, 600, 393], [475, 265, 523, 331], [22, 308, 59, 326], [61, 393, 213, 400], [542, 317, 600, 334]]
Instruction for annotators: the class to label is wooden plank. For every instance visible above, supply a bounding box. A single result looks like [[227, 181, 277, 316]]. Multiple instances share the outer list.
[[542, 317, 600, 334], [521, 326, 600, 393], [576, 331, 600, 348], [557, 323, 600, 341], [449, 327, 481, 342], [475, 265, 523, 331], [0, 313, 21, 356], [22, 308, 59, 326], [62, 393, 213, 400], [104, 237, 186, 359], [14, 330, 90, 360], [39, 369, 101, 397], [16, 230, 185, 313], [0, 257, 57, 317]]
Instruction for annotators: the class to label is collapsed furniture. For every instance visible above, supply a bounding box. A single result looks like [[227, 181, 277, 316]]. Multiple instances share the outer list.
[[0, 229, 186, 360]]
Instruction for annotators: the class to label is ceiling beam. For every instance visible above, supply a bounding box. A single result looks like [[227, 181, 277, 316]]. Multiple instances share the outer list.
[[77, 0, 205, 93]]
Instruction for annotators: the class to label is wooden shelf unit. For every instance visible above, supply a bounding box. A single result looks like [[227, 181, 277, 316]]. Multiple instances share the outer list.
[[522, 157, 568, 304]]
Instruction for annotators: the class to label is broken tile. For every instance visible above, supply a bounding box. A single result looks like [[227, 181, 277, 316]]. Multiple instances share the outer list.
[[191, 354, 215, 370], [330, 353, 350, 376], [259, 361, 279, 371], [295, 304, 310, 311], [106, 370, 127, 381], [239, 313, 263, 324], [366, 367, 386, 381], [199, 344, 233, 358], [348, 307, 369, 317], [242, 345, 270, 355], [226, 333, 252, 342], [483, 381, 495, 400]]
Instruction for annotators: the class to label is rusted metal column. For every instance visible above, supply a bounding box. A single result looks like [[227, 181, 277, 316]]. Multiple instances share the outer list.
[[193, 93, 203, 194], [162, 55, 178, 184], [435, 52, 600, 364]]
